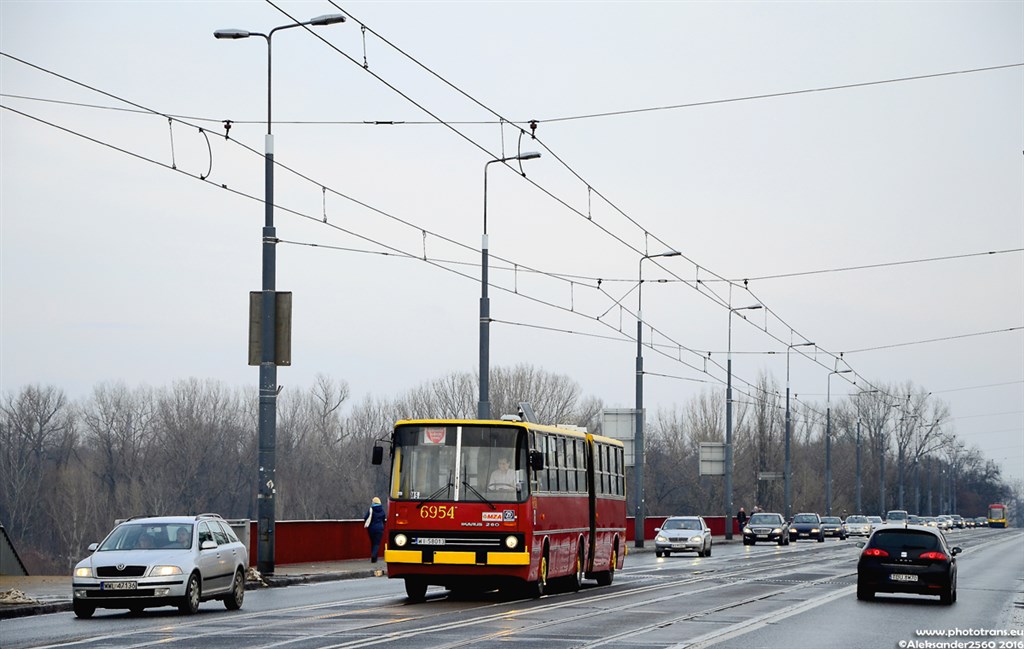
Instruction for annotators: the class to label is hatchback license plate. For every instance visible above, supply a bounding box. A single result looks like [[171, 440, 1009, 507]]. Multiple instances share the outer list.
[[890, 574, 918, 582], [102, 581, 138, 590]]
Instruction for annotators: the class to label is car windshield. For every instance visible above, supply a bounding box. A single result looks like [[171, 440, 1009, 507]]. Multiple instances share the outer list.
[[98, 523, 194, 551], [868, 517, 883, 523], [748, 514, 782, 525], [870, 530, 941, 553], [793, 514, 817, 523], [664, 519, 699, 530], [822, 517, 841, 524], [846, 516, 868, 523]]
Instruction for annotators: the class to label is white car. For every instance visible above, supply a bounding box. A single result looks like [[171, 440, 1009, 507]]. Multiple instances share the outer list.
[[655, 516, 712, 557], [843, 515, 872, 537], [72, 514, 247, 618]]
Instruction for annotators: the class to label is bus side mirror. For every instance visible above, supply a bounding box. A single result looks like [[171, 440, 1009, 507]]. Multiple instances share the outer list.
[[529, 450, 544, 471], [371, 444, 384, 466]]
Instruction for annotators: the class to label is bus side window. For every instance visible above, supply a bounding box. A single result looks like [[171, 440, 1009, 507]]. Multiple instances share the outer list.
[[582, 440, 590, 491], [550, 436, 561, 492], [567, 438, 578, 492], [537, 432, 550, 492], [617, 447, 625, 495]]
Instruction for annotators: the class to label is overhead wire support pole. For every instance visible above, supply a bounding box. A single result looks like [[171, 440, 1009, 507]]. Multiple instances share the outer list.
[[635, 250, 680, 548], [825, 368, 852, 516], [478, 152, 540, 420], [726, 302, 761, 539], [214, 13, 346, 576], [785, 340, 815, 520]]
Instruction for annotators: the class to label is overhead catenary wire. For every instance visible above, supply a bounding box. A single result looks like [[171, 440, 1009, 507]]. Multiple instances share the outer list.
[[4, 10, 1015, 428], [6, 62, 1020, 127]]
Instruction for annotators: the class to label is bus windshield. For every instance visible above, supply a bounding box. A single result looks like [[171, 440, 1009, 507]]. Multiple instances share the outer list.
[[392, 424, 528, 503]]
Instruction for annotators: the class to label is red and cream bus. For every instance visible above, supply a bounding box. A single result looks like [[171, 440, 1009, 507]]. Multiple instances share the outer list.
[[371, 418, 626, 601]]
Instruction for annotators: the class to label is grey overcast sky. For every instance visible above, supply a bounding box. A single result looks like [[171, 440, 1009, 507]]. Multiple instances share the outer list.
[[1, 1, 1022, 485]]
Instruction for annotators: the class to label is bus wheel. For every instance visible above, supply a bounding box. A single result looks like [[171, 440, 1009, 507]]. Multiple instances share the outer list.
[[596, 547, 616, 586], [534, 555, 548, 597], [405, 578, 427, 603], [570, 546, 584, 591]]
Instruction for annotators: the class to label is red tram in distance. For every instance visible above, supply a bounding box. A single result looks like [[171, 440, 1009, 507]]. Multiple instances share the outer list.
[[371, 418, 627, 601]]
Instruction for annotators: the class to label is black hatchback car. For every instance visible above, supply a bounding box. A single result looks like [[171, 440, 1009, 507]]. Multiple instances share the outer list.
[[857, 525, 961, 604]]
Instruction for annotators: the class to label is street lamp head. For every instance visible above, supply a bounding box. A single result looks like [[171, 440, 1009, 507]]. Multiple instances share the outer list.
[[214, 29, 251, 39], [516, 151, 542, 161], [309, 13, 347, 26], [732, 303, 762, 312]]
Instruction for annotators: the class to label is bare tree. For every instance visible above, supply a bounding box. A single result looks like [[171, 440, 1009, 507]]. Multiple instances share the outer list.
[[0, 385, 75, 543], [78, 382, 158, 523]]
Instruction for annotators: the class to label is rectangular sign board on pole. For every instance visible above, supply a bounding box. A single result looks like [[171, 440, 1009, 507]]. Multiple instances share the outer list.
[[699, 442, 725, 476], [602, 408, 640, 467]]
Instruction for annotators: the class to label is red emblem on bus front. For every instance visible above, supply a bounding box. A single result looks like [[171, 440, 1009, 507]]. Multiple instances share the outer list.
[[424, 428, 446, 444]]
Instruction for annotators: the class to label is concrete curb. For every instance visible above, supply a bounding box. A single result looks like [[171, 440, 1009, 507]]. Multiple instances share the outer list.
[[0, 570, 384, 619], [0, 601, 73, 619]]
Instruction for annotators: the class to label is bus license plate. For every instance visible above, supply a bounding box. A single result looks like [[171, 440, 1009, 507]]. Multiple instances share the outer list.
[[890, 574, 917, 582], [102, 581, 138, 590], [417, 538, 445, 546]]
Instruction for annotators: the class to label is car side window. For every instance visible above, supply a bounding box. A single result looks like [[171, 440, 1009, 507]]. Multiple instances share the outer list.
[[217, 521, 240, 544], [198, 522, 215, 546], [211, 522, 230, 545]]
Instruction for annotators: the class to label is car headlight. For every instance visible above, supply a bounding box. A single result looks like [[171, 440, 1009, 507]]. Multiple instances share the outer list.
[[774, 528, 783, 534], [790, 528, 797, 533], [811, 528, 819, 533], [394, 533, 408, 547], [690, 535, 703, 543], [742, 527, 751, 534], [656, 535, 668, 543], [150, 565, 183, 577], [74, 567, 93, 578], [504, 535, 519, 550]]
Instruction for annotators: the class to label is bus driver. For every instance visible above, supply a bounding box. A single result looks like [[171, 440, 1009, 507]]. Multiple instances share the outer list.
[[487, 457, 516, 491]]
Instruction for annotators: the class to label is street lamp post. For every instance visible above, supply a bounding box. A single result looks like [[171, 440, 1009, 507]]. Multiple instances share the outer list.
[[634, 250, 680, 548], [825, 369, 852, 516], [478, 152, 541, 420], [854, 389, 879, 514], [215, 13, 346, 576], [784, 341, 814, 519], [725, 303, 761, 539]]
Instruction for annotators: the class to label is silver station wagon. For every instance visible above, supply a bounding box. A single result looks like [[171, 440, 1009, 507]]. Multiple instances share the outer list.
[[72, 513, 248, 618]]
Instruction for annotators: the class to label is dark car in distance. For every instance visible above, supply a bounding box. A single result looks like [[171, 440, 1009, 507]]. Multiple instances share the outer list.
[[742, 512, 790, 546], [857, 525, 961, 604], [820, 516, 846, 539], [790, 512, 825, 542]]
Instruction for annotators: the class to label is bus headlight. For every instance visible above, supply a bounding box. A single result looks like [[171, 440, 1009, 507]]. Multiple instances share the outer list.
[[504, 535, 519, 550], [394, 534, 408, 547]]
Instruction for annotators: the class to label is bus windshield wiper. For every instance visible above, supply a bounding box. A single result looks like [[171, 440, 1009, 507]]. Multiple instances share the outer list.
[[416, 472, 452, 509], [461, 480, 496, 510]]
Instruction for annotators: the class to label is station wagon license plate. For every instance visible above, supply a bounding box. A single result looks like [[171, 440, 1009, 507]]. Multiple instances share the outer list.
[[890, 574, 918, 582], [102, 581, 138, 590]]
